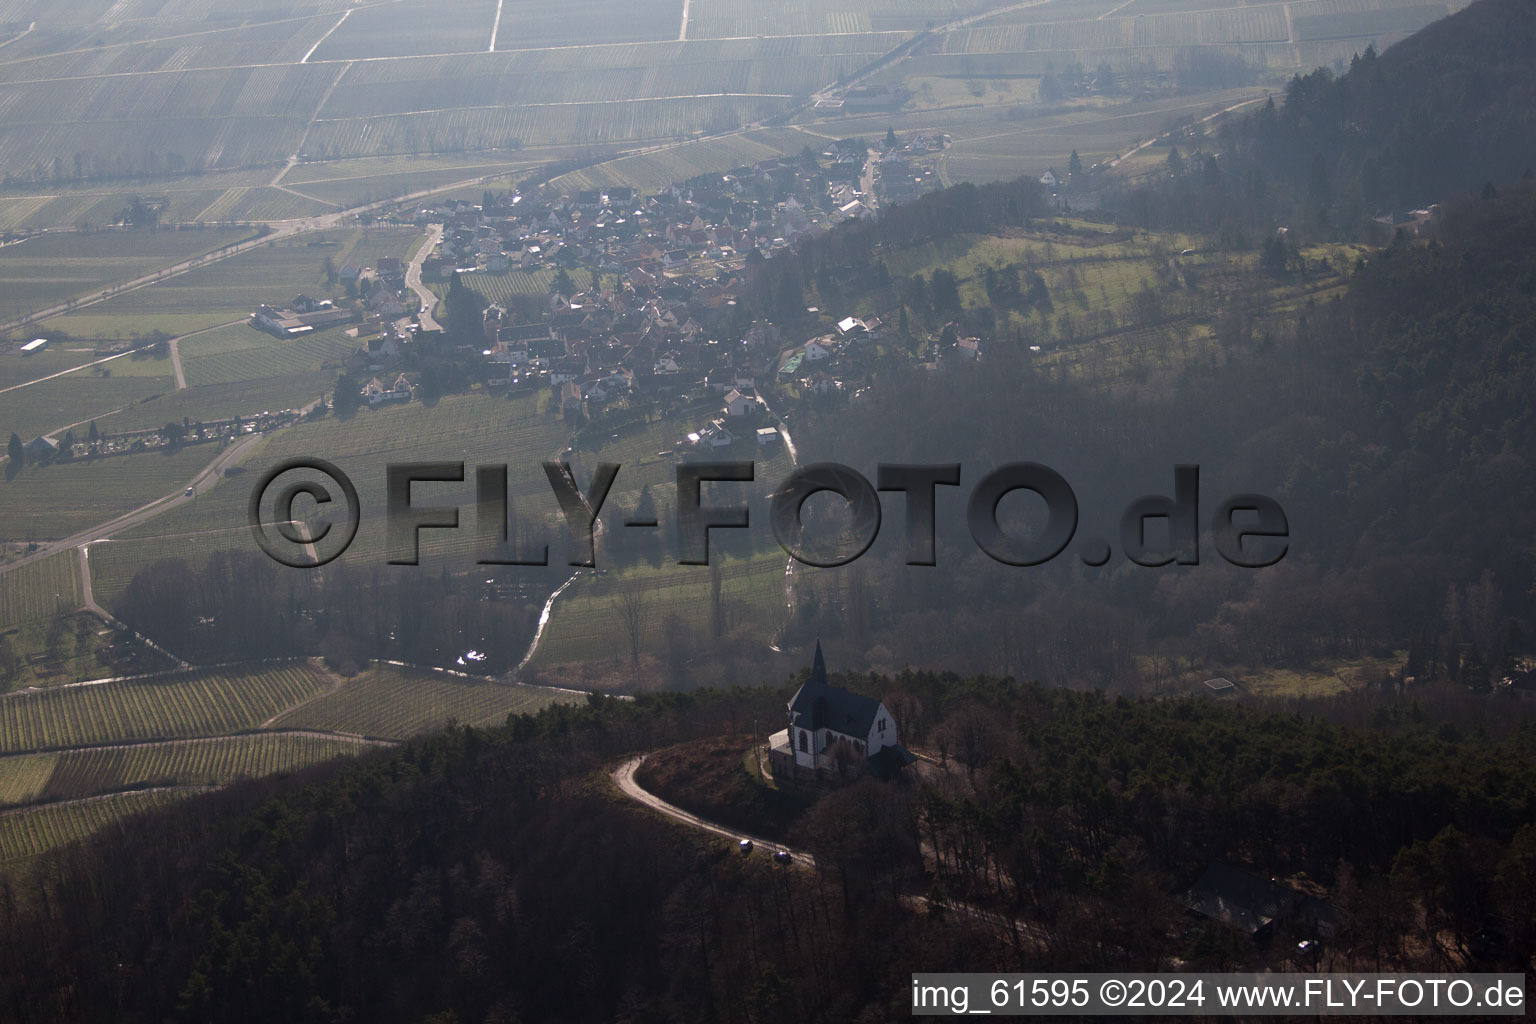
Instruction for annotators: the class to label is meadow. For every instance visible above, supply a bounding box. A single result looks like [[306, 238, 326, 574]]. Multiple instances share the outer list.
[[527, 546, 793, 670]]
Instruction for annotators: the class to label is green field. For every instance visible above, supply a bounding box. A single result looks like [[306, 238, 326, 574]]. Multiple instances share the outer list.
[[267, 664, 582, 738], [0, 661, 331, 753]]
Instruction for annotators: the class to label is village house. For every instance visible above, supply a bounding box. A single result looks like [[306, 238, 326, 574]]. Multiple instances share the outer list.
[[363, 373, 413, 406], [721, 388, 755, 417]]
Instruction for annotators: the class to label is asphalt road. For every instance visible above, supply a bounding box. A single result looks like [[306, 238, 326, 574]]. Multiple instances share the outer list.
[[613, 753, 810, 864], [613, 751, 1046, 945], [405, 223, 444, 332]]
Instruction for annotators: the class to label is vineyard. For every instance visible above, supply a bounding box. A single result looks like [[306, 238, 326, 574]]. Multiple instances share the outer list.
[[429, 266, 592, 306], [0, 550, 81, 628], [86, 390, 572, 603], [309, 0, 500, 61], [268, 664, 582, 738], [0, 443, 221, 542], [0, 661, 331, 753], [303, 95, 791, 161], [0, 652, 583, 864], [181, 328, 356, 387], [94, 373, 330, 433], [12, 732, 376, 803], [0, 227, 253, 320], [494, 0, 679, 48], [0, 788, 188, 864], [544, 125, 823, 192], [682, 0, 995, 38]]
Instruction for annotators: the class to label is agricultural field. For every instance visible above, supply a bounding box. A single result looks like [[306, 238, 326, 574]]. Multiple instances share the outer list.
[[92, 374, 330, 433], [0, 549, 80, 627], [309, 0, 500, 61], [0, 0, 1469, 238], [495, 0, 679, 49], [12, 364, 170, 428], [0, 356, 175, 444], [267, 663, 582, 738], [527, 546, 795, 671], [0, 443, 221, 542], [683, 0, 996, 37], [0, 751, 52, 805], [86, 390, 576, 605], [0, 788, 186, 865], [180, 325, 356, 387], [38, 227, 386, 337], [544, 125, 825, 192], [0, 227, 253, 326], [429, 266, 592, 306], [280, 154, 542, 208], [0, 661, 331, 753], [0, 345, 99, 387], [4, 732, 376, 805]]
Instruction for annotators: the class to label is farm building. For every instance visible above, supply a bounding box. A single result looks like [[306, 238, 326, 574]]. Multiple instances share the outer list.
[[19, 338, 47, 354]]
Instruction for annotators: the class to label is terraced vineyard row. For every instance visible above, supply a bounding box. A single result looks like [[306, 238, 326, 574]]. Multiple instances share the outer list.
[[28, 733, 374, 802], [0, 788, 187, 864], [270, 666, 581, 738], [0, 662, 331, 753]]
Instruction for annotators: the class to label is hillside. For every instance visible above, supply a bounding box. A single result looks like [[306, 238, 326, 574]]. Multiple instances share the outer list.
[[1241, 0, 1536, 213], [0, 675, 1533, 1021]]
